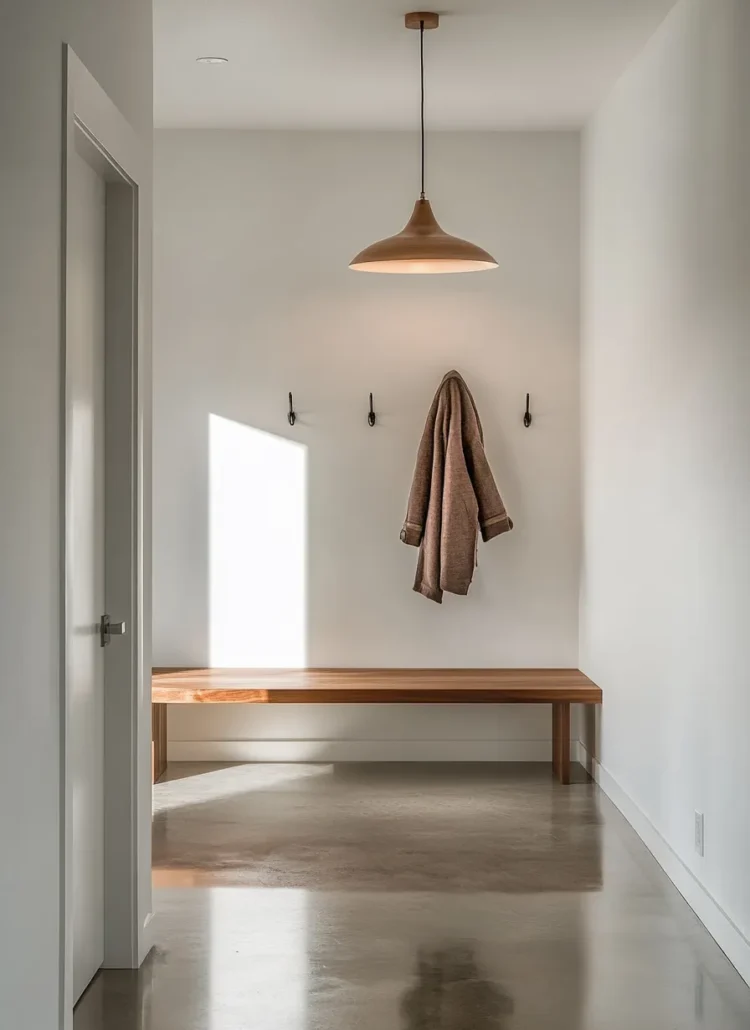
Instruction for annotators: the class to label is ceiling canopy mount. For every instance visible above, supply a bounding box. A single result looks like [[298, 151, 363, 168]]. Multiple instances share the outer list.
[[404, 11, 439, 30]]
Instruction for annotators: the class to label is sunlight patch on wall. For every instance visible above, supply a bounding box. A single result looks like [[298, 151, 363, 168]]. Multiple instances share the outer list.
[[209, 414, 307, 666]]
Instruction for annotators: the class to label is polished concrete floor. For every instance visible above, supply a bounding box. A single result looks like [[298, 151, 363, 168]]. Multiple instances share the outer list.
[[75, 762, 750, 1029]]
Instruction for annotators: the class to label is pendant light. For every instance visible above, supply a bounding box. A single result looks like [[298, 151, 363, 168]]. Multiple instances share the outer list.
[[349, 12, 497, 275]]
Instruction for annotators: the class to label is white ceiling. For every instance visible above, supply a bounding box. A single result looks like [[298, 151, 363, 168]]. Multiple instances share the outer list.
[[154, 0, 677, 130]]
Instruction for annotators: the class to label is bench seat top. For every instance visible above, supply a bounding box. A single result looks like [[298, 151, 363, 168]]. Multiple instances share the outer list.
[[152, 668, 601, 705]]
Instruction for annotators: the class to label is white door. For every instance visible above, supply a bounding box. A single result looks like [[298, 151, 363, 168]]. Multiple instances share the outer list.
[[68, 147, 106, 1003]]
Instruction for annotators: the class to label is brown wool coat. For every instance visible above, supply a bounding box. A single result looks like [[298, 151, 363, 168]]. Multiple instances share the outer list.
[[401, 370, 512, 603]]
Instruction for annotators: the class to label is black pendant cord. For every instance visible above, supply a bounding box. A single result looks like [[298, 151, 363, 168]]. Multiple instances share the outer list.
[[420, 19, 426, 199]]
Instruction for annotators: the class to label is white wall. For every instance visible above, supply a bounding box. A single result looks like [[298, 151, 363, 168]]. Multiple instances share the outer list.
[[153, 129, 581, 760], [0, 4, 152, 1027], [581, 0, 750, 981]]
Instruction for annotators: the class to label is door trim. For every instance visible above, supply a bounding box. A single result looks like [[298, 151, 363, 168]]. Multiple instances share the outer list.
[[61, 46, 151, 1026]]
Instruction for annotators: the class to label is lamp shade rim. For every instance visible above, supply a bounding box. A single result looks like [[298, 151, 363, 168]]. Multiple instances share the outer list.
[[350, 257, 498, 274]]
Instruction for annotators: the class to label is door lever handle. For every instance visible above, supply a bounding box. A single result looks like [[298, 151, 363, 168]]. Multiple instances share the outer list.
[[100, 613, 127, 647]]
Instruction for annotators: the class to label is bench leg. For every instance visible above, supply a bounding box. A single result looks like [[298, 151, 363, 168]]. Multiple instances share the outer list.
[[152, 702, 168, 784], [552, 702, 571, 784]]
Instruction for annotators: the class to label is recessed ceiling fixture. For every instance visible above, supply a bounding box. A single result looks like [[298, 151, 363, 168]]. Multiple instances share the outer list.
[[349, 12, 497, 275], [196, 56, 228, 64]]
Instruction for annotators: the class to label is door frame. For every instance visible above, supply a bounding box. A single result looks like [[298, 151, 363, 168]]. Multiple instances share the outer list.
[[61, 46, 151, 1025]]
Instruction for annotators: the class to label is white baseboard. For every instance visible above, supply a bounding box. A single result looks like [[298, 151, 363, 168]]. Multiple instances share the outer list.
[[577, 741, 750, 987], [168, 738, 561, 763]]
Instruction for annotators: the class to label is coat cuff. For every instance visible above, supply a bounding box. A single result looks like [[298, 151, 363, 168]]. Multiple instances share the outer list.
[[401, 521, 423, 547], [480, 513, 513, 542]]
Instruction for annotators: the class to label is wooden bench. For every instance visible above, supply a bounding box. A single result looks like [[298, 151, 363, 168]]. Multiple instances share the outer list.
[[152, 668, 602, 786]]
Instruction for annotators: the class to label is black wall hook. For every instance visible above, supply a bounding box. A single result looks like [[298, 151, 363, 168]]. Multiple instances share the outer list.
[[288, 392, 296, 426], [368, 392, 376, 427], [523, 393, 532, 428]]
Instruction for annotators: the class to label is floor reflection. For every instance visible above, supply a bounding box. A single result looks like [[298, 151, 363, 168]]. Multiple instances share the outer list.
[[73, 949, 158, 1030], [74, 762, 750, 1030], [401, 945, 513, 1030]]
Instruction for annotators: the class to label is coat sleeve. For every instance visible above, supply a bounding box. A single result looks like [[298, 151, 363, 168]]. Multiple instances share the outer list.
[[401, 397, 438, 547], [461, 388, 513, 542]]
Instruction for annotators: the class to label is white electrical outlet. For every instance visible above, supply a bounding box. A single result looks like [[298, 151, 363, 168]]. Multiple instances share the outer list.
[[694, 811, 705, 857]]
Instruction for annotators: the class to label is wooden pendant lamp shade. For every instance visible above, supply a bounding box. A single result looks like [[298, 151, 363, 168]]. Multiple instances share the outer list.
[[349, 197, 497, 274], [349, 12, 497, 275]]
